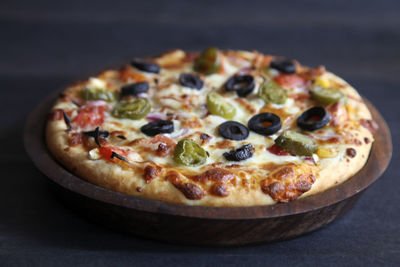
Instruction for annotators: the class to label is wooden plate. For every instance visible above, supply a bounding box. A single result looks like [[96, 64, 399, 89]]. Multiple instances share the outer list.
[[24, 91, 392, 246]]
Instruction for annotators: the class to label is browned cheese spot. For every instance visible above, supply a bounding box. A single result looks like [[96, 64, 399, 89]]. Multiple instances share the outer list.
[[189, 168, 235, 183], [346, 148, 357, 158], [210, 182, 230, 197], [260, 164, 315, 202], [143, 164, 162, 183]]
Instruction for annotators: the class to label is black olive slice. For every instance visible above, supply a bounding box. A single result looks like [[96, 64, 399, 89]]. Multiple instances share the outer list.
[[121, 82, 149, 97], [270, 59, 296, 74], [225, 75, 255, 97], [131, 59, 160, 74], [248, 113, 282, 136], [223, 144, 254, 161], [218, 121, 249, 140], [179, 73, 204, 90], [140, 120, 174, 136], [297, 106, 331, 131]]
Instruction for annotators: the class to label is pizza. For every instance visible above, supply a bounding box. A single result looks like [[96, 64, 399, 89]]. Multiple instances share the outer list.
[[45, 48, 377, 206]]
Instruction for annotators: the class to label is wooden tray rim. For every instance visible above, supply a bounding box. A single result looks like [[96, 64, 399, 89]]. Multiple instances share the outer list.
[[24, 90, 392, 220]]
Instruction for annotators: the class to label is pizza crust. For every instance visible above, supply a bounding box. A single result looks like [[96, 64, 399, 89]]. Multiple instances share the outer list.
[[45, 52, 374, 207]]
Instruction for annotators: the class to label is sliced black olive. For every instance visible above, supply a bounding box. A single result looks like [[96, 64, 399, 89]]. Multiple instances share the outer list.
[[83, 127, 109, 146], [223, 144, 254, 161], [248, 113, 282, 136], [131, 59, 160, 74], [140, 120, 174, 136], [218, 121, 249, 141], [270, 59, 296, 74], [297, 106, 331, 131], [179, 73, 203, 90], [62, 111, 71, 131], [225, 75, 255, 97], [121, 82, 149, 97], [110, 151, 129, 162]]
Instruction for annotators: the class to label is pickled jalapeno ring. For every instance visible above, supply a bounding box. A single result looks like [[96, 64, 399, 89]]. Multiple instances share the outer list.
[[219, 121, 249, 141], [225, 75, 255, 97], [223, 144, 254, 161], [311, 86, 345, 105], [111, 98, 151, 120], [131, 59, 160, 74], [270, 59, 296, 74], [179, 73, 203, 90], [258, 80, 288, 104], [206, 92, 236, 119], [194, 47, 221, 75], [248, 113, 281, 136], [140, 120, 174, 136], [121, 82, 149, 97], [297, 106, 331, 131], [173, 139, 207, 166], [275, 131, 318, 156], [81, 87, 117, 102]]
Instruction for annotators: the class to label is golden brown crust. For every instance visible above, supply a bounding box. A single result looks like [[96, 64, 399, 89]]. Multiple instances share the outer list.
[[45, 50, 374, 207]]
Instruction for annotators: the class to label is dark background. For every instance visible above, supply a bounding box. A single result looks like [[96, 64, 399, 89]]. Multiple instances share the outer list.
[[1, 0, 399, 266]]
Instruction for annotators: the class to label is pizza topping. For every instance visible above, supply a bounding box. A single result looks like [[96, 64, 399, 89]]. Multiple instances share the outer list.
[[267, 144, 290, 156], [179, 73, 203, 90], [131, 59, 160, 74], [120, 82, 149, 97], [274, 74, 306, 89], [225, 74, 255, 97], [258, 80, 287, 104], [218, 121, 249, 141], [173, 139, 207, 166], [83, 127, 109, 146], [248, 113, 281, 136], [269, 59, 296, 74], [316, 147, 338, 158], [73, 106, 105, 128], [48, 109, 65, 121], [81, 87, 116, 102], [359, 119, 378, 133], [327, 102, 348, 127], [311, 86, 345, 105], [346, 148, 357, 158], [143, 164, 162, 183], [297, 106, 331, 131], [140, 120, 174, 136], [194, 47, 221, 75], [206, 92, 236, 119], [68, 132, 83, 146], [62, 111, 72, 131], [223, 144, 254, 161], [111, 98, 151, 120], [275, 131, 318, 156]]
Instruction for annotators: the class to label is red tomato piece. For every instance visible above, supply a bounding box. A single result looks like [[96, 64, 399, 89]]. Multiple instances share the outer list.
[[274, 74, 306, 88], [73, 106, 105, 128], [99, 146, 128, 162], [267, 144, 290, 156]]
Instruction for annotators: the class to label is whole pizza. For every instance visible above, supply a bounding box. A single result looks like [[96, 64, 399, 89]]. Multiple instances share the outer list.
[[46, 48, 377, 206]]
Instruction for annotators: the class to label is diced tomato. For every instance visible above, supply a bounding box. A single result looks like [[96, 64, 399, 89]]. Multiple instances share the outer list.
[[274, 74, 306, 88], [73, 106, 104, 128], [267, 144, 289, 156], [99, 146, 128, 162]]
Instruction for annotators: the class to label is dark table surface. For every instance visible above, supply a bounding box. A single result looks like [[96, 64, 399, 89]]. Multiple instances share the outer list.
[[1, 0, 399, 266]]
